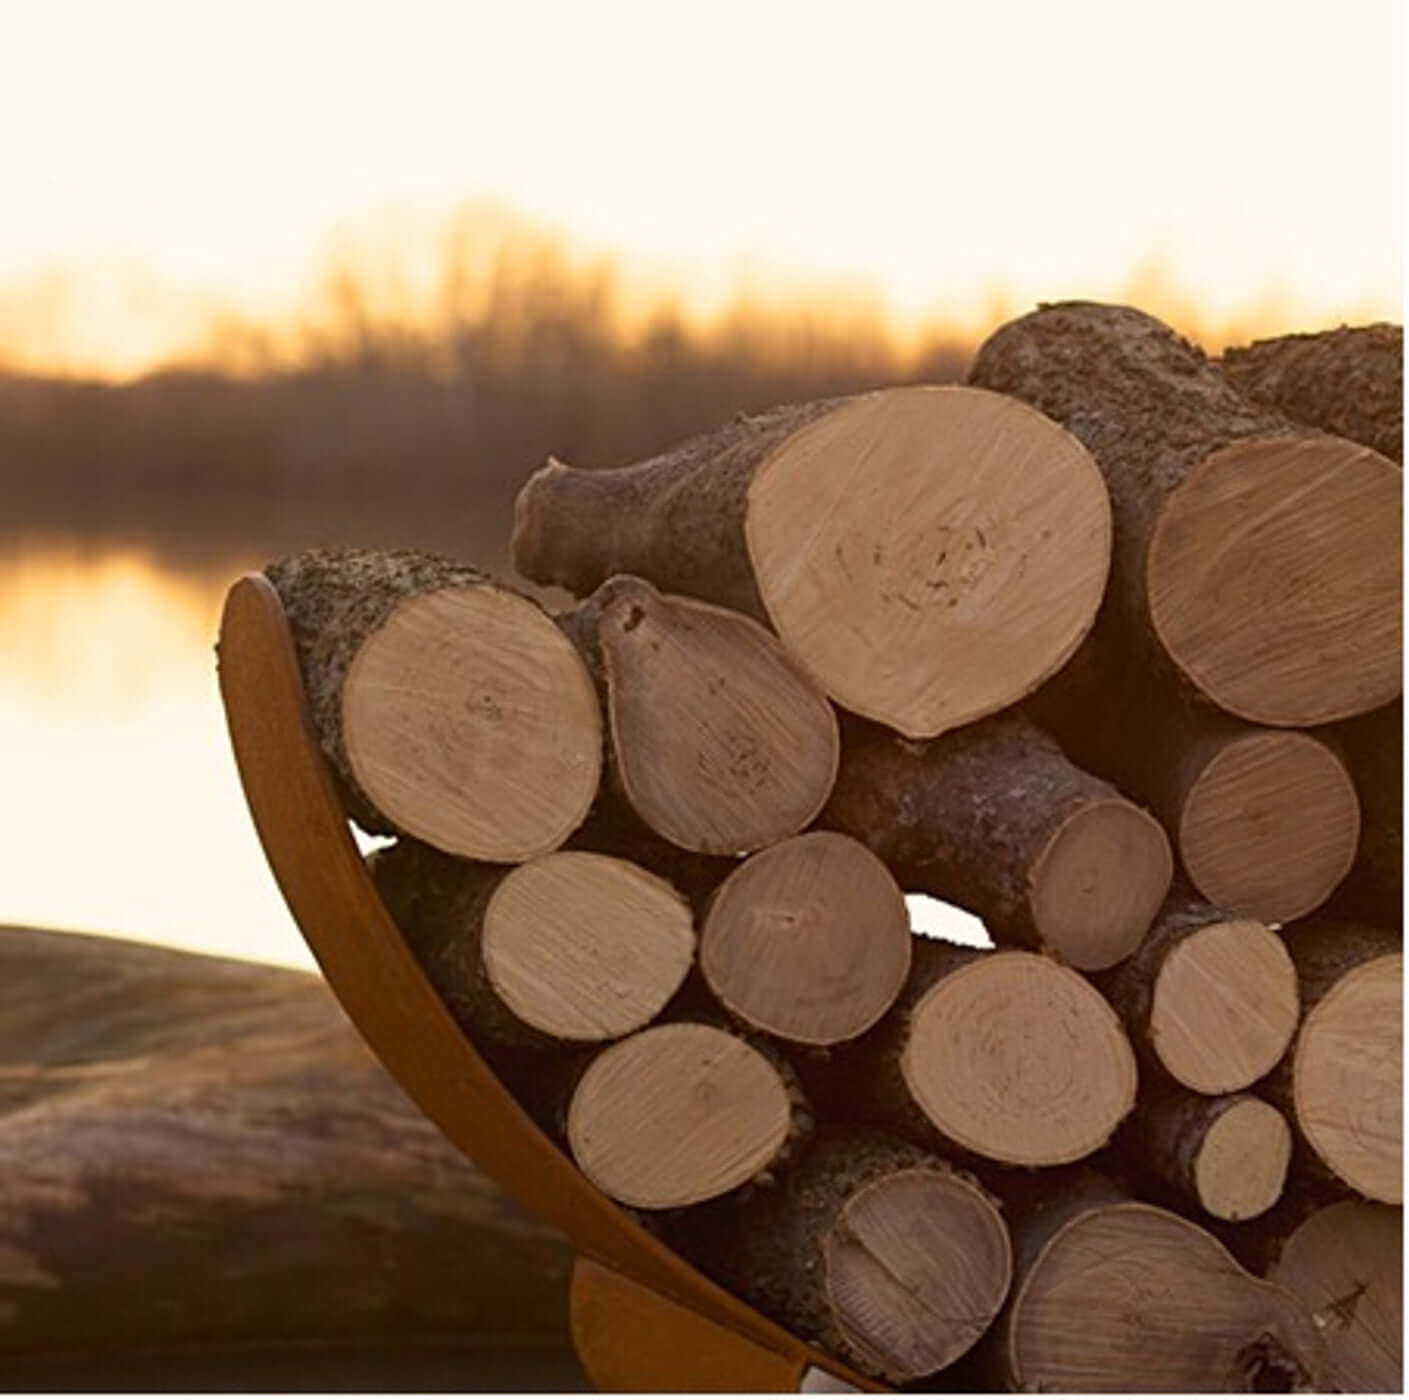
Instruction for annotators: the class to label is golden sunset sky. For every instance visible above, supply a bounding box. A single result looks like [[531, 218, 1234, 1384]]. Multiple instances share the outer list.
[[1, 0, 1401, 376]]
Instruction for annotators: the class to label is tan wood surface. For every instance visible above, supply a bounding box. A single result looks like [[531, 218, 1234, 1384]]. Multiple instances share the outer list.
[[216, 572, 881, 1391], [700, 832, 911, 1046], [746, 385, 1111, 737], [1193, 1098, 1293, 1222]]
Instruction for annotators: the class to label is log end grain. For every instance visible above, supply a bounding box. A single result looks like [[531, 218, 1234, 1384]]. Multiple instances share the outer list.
[[902, 951, 1136, 1166], [1294, 951, 1403, 1204], [700, 832, 911, 1046], [595, 576, 840, 854], [343, 583, 602, 861], [482, 852, 696, 1042], [1149, 917, 1300, 1094], [1193, 1098, 1293, 1223], [1179, 729, 1361, 924], [1147, 435, 1403, 727], [744, 385, 1111, 738], [1028, 796, 1173, 970], [567, 1023, 794, 1209], [1268, 1199, 1403, 1393], [823, 1166, 1012, 1379]]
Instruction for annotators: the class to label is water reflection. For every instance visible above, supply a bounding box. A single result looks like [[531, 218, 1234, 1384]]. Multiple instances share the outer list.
[[0, 546, 311, 968]]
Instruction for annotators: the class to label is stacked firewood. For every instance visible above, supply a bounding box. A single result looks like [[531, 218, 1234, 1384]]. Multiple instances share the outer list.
[[266, 304, 1402, 1392]]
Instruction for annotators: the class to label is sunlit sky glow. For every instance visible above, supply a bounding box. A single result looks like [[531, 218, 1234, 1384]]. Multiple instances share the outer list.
[[0, 0, 1401, 375]]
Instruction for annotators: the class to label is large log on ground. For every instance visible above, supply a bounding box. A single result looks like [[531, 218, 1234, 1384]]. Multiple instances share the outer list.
[[1274, 919, 1402, 1204], [1118, 1083, 1292, 1223], [698, 831, 912, 1046], [1266, 1199, 1403, 1393], [970, 301, 1403, 727], [369, 838, 695, 1050], [988, 1186, 1330, 1391], [1099, 895, 1299, 1094], [514, 385, 1112, 738], [1029, 655, 1362, 925], [667, 1128, 1012, 1384], [1222, 323, 1403, 465], [0, 927, 578, 1382], [262, 547, 601, 861], [808, 939, 1136, 1167], [560, 574, 839, 854], [821, 713, 1172, 970]]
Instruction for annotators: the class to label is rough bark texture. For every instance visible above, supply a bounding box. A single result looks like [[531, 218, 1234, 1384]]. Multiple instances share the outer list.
[[1325, 701, 1403, 927], [264, 547, 497, 833], [664, 1127, 1004, 1384], [969, 301, 1303, 677], [1222, 323, 1403, 465], [821, 711, 1163, 962], [513, 399, 846, 615], [0, 927, 578, 1383]]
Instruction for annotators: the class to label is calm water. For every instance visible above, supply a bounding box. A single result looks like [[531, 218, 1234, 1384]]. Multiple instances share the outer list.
[[0, 546, 982, 968]]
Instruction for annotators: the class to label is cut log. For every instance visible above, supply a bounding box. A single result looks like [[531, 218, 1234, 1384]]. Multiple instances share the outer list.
[[1121, 1085, 1292, 1222], [1326, 700, 1403, 927], [1030, 659, 1361, 924], [1222, 323, 1403, 465], [566, 1021, 808, 1210], [667, 1129, 1012, 1383], [970, 301, 1403, 727], [514, 386, 1112, 738], [699, 831, 911, 1046], [811, 939, 1136, 1167], [561, 574, 838, 855], [1279, 919, 1402, 1204], [997, 1195, 1330, 1391], [1267, 1199, 1403, 1393], [821, 713, 1172, 970], [262, 547, 601, 862], [1099, 895, 1299, 1094], [370, 839, 695, 1049]]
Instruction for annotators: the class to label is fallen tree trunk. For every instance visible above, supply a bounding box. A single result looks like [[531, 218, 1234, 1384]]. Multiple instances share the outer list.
[[808, 939, 1136, 1167], [667, 1128, 1012, 1384], [1222, 323, 1403, 465], [1266, 1198, 1403, 1393], [1273, 919, 1402, 1204], [515, 385, 1113, 738], [0, 927, 576, 1371], [1098, 894, 1300, 1094], [560, 574, 839, 855], [369, 839, 695, 1050], [1118, 1084, 1292, 1223], [262, 547, 602, 862], [970, 301, 1402, 727], [821, 713, 1172, 970], [698, 831, 912, 1046]]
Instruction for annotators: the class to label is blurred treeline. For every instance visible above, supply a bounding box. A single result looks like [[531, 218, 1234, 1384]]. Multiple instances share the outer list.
[[0, 235, 969, 581]]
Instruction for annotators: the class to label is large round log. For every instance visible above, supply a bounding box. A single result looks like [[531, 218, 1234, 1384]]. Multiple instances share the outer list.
[[970, 301, 1402, 727], [514, 386, 1112, 738], [560, 574, 839, 855], [699, 831, 912, 1046], [667, 1129, 1012, 1384], [1099, 895, 1299, 1095], [263, 547, 601, 861], [370, 839, 695, 1050], [1222, 323, 1403, 465], [822, 713, 1171, 970]]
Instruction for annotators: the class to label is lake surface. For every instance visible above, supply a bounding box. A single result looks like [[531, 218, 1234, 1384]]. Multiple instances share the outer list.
[[0, 545, 984, 968]]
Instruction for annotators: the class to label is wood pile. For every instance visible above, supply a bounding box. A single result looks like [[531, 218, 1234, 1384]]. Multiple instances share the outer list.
[[266, 303, 1402, 1391]]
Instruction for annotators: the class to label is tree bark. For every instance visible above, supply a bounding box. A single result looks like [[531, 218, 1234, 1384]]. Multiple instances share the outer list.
[[263, 547, 601, 862], [1097, 893, 1299, 1095], [1222, 323, 1403, 465], [516, 385, 1112, 738], [970, 300, 1402, 727], [821, 712, 1171, 970]]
